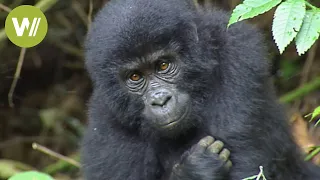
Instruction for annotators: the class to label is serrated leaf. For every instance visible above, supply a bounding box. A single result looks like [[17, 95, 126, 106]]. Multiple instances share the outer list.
[[295, 11, 320, 55], [272, 0, 306, 54], [228, 0, 282, 27], [8, 171, 53, 180]]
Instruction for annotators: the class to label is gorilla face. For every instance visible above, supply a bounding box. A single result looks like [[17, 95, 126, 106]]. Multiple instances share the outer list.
[[119, 49, 191, 131]]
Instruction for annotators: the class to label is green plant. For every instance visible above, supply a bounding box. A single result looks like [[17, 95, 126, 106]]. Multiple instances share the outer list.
[[306, 106, 320, 126], [242, 166, 267, 180], [8, 171, 54, 180], [228, 0, 320, 55]]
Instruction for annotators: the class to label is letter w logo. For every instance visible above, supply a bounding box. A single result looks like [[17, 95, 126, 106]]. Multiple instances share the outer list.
[[12, 17, 41, 37]]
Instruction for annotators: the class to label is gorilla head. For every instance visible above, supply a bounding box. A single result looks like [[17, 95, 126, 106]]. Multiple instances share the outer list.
[[85, 0, 219, 137]]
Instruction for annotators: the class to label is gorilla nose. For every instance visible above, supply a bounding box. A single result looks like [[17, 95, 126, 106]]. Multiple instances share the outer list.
[[150, 91, 172, 107]]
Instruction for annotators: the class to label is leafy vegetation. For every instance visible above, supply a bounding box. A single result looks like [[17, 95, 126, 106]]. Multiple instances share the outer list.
[[229, 0, 320, 55]]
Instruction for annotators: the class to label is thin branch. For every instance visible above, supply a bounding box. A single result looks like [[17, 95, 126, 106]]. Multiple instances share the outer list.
[[87, 0, 93, 30], [280, 76, 320, 103], [0, 3, 12, 12], [0, 136, 59, 149], [43, 153, 80, 174], [32, 143, 80, 168], [300, 42, 318, 86], [293, 42, 318, 109], [34, 0, 58, 12], [72, 0, 88, 26], [8, 48, 27, 108]]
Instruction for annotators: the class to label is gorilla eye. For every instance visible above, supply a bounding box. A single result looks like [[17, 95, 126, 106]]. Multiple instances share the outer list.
[[158, 62, 170, 71], [129, 73, 142, 81], [125, 71, 145, 93]]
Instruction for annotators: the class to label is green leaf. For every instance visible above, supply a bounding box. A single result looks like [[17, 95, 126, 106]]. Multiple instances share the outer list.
[[305, 146, 320, 161], [8, 171, 54, 180], [228, 0, 282, 27], [311, 106, 320, 121], [272, 0, 306, 54], [295, 11, 320, 55], [0, 159, 34, 179]]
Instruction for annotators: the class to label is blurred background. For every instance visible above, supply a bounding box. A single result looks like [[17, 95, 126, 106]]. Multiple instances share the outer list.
[[0, 0, 319, 179]]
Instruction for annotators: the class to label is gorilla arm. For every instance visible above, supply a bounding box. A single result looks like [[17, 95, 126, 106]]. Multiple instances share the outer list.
[[81, 95, 160, 180], [81, 126, 159, 179]]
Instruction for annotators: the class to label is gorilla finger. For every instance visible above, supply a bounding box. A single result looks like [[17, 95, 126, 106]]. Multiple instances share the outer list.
[[173, 163, 180, 171], [192, 136, 214, 154], [225, 160, 233, 170], [207, 140, 224, 154], [172, 163, 183, 175], [218, 148, 230, 162], [199, 136, 214, 147]]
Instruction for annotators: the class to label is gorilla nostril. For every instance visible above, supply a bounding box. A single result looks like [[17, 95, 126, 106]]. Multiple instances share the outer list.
[[163, 95, 172, 105], [151, 95, 172, 107]]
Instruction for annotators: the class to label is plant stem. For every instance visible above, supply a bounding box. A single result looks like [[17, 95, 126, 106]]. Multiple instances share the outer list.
[[0, 3, 11, 12], [305, 146, 320, 161], [32, 143, 80, 168], [279, 76, 320, 103], [8, 48, 27, 108]]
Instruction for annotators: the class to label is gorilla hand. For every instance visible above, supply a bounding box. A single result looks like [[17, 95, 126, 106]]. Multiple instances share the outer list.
[[170, 136, 232, 180]]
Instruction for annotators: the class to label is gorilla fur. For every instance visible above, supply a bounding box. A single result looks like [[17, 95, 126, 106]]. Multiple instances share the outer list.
[[81, 0, 320, 179]]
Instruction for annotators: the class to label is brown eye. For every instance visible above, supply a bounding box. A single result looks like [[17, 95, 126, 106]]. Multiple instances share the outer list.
[[129, 73, 141, 81], [159, 62, 169, 71]]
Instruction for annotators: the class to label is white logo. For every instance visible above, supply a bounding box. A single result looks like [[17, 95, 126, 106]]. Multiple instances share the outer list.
[[11, 17, 41, 37]]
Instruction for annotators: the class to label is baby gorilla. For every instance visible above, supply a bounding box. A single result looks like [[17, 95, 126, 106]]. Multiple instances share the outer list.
[[82, 0, 232, 179]]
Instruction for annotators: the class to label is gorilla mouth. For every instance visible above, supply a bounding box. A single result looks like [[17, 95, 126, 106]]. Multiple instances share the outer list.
[[161, 105, 190, 128]]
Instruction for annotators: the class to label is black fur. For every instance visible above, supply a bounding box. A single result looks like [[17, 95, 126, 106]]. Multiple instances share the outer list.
[[81, 0, 320, 179]]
